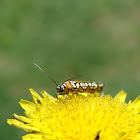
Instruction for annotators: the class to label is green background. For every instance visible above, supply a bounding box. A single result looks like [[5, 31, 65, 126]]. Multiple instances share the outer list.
[[1, 0, 140, 139]]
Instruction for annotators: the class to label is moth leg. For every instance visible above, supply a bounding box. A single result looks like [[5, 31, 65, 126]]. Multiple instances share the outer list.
[[56, 92, 66, 99], [56, 93, 60, 99], [63, 93, 69, 103]]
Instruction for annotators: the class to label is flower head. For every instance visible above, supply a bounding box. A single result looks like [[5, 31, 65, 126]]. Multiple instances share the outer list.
[[7, 89, 140, 140]]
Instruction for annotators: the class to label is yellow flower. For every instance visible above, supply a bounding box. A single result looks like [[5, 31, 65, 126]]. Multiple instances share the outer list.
[[7, 89, 140, 140]]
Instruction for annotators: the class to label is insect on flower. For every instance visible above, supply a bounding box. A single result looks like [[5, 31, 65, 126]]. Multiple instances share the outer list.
[[34, 63, 104, 100]]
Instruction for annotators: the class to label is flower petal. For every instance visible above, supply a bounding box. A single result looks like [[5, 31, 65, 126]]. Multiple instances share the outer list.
[[29, 88, 42, 104], [12, 113, 32, 124], [7, 119, 40, 132], [19, 100, 36, 118], [41, 90, 55, 102], [114, 90, 127, 103], [22, 134, 58, 140], [128, 96, 140, 114]]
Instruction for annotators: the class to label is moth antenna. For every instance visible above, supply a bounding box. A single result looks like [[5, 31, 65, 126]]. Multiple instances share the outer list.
[[34, 63, 58, 86], [66, 75, 82, 81]]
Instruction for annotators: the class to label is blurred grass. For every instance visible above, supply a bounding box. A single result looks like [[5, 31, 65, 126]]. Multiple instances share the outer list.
[[0, 0, 140, 139]]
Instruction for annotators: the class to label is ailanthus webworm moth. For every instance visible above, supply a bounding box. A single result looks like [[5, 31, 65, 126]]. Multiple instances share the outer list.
[[34, 63, 104, 100]]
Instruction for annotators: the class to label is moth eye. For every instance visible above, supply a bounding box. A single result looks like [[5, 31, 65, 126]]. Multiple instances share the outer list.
[[57, 86, 60, 90]]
